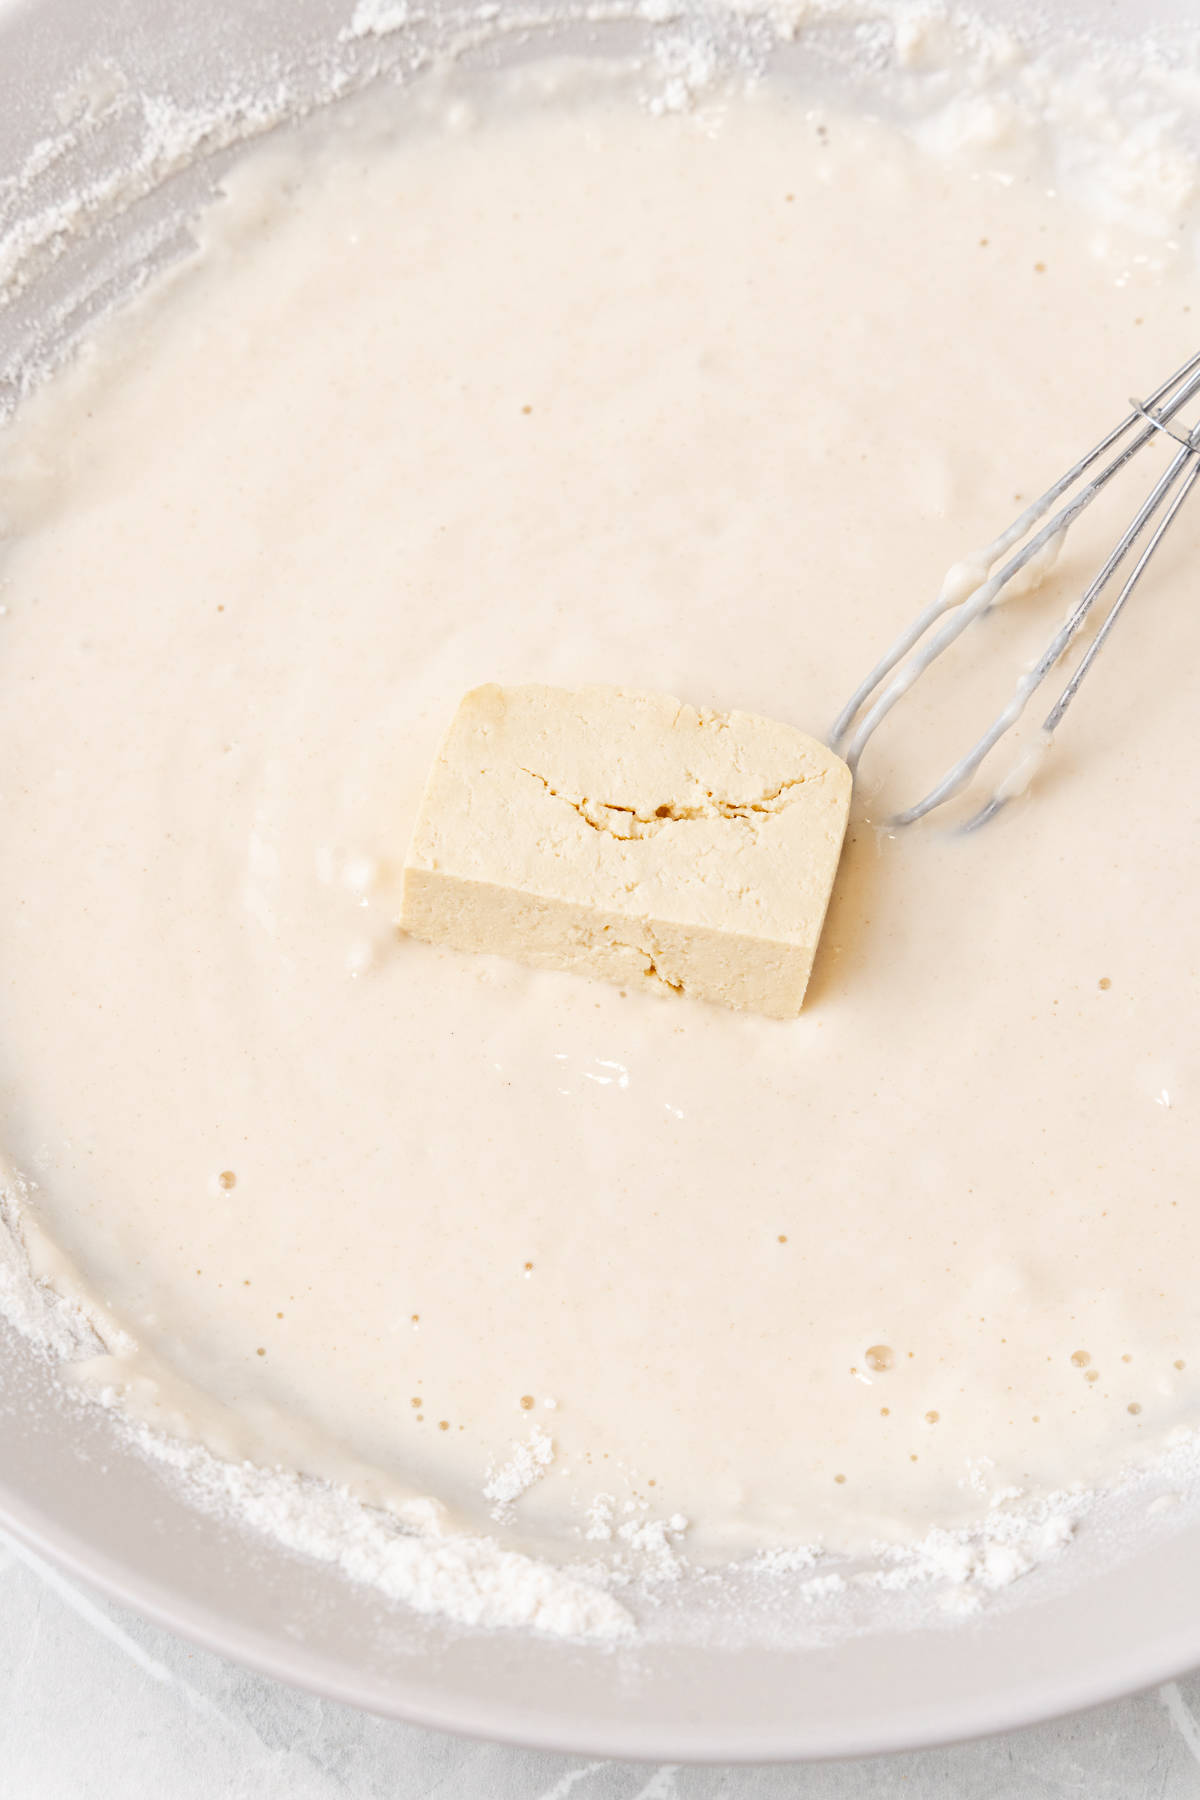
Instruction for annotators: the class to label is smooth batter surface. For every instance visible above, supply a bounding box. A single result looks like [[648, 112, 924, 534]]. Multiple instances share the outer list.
[[2, 71, 1199, 1563]]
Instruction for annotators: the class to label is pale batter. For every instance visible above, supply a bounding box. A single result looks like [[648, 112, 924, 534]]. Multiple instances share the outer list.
[[2, 70, 1199, 1575]]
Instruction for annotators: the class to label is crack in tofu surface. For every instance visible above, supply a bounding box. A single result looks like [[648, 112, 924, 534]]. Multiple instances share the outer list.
[[519, 768, 815, 840]]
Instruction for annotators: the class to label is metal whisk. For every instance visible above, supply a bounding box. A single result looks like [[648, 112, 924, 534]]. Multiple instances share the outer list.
[[830, 350, 1200, 830]]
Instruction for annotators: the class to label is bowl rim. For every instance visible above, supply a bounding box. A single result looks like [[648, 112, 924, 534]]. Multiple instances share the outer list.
[[2, 1467, 1197, 1764]]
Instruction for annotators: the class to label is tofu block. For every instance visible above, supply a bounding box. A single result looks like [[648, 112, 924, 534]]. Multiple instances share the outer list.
[[399, 684, 851, 1018]]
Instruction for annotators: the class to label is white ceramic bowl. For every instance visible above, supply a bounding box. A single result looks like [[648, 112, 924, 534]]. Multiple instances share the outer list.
[[2, 0, 1199, 1759]]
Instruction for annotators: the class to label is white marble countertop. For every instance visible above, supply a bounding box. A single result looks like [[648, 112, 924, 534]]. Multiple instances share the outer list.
[[4, 1532, 1200, 1799]]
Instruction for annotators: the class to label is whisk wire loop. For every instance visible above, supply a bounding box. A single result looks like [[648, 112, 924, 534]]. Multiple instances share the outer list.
[[831, 352, 1200, 827]]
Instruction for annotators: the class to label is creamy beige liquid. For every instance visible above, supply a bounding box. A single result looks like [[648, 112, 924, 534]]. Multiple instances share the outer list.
[[2, 73, 1199, 1564]]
